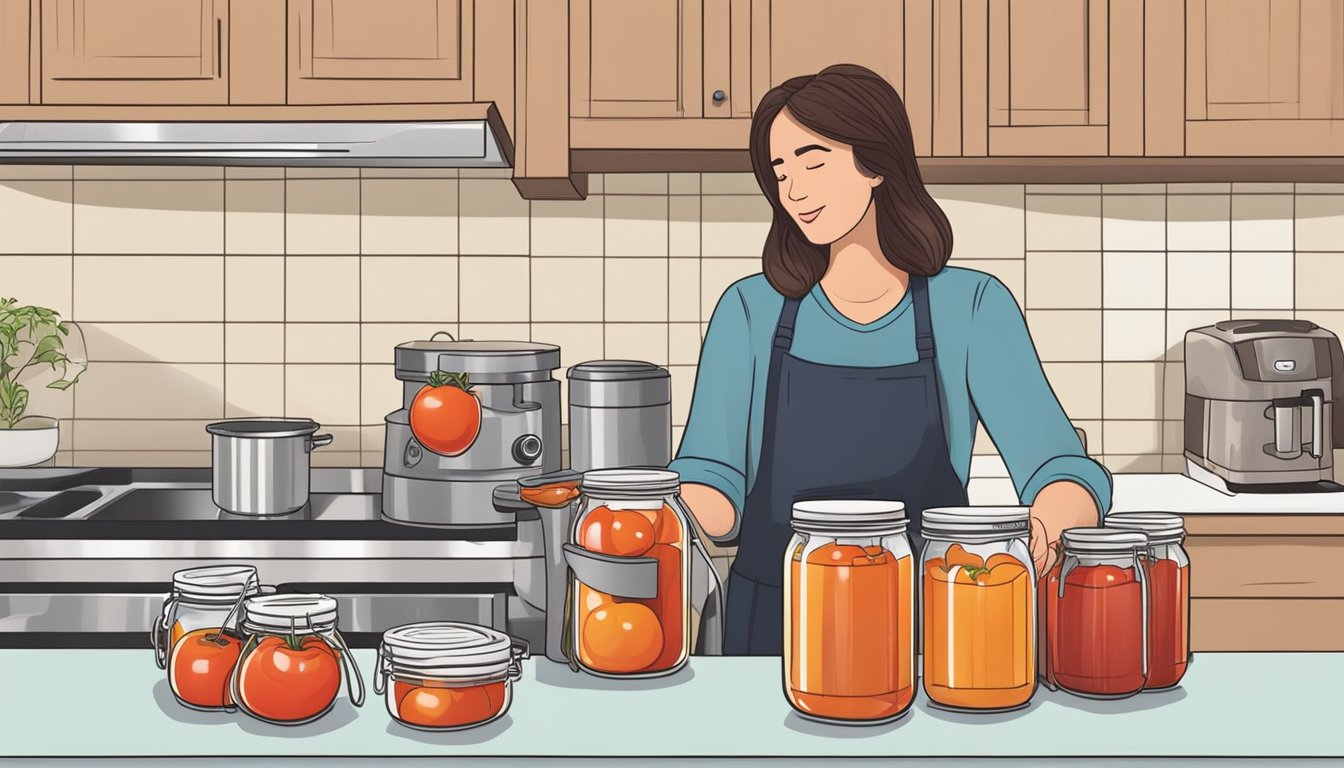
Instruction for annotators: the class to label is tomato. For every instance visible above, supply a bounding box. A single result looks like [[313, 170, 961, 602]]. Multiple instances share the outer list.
[[985, 553, 1021, 572], [944, 543, 984, 570], [580, 507, 655, 557], [237, 636, 342, 722], [410, 371, 482, 456], [651, 504, 684, 545], [395, 681, 505, 728], [646, 543, 685, 670], [1068, 564, 1136, 588], [580, 601, 663, 673], [579, 583, 611, 613], [169, 629, 242, 709]]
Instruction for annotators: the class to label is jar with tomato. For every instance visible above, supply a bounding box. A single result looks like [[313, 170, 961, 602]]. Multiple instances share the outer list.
[[375, 622, 529, 731], [231, 594, 365, 725], [153, 564, 261, 711], [920, 506, 1036, 712], [566, 469, 691, 678], [1105, 512, 1191, 690], [784, 500, 915, 724], [1043, 528, 1151, 699]]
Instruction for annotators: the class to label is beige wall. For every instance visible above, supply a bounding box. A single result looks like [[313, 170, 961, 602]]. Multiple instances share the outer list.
[[2, 167, 1343, 472]]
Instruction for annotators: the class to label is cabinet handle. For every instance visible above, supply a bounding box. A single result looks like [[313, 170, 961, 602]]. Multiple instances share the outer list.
[[712, 89, 726, 104], [215, 18, 222, 78]]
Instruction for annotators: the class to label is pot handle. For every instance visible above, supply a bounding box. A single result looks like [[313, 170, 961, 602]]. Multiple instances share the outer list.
[[307, 434, 334, 453]]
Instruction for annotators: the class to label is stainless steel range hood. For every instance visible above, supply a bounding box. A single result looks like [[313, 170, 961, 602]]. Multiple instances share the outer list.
[[0, 119, 512, 167]]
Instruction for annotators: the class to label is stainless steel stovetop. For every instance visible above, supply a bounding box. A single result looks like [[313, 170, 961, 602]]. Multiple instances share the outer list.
[[0, 468, 547, 649]]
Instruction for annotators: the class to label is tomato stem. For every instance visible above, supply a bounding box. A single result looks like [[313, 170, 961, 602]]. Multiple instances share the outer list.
[[427, 370, 471, 391]]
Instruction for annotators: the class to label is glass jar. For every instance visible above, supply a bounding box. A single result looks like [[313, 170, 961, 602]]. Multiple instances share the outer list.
[[784, 500, 915, 724], [1042, 528, 1151, 699], [567, 469, 691, 678], [1105, 512, 1191, 690], [920, 506, 1037, 712], [153, 565, 261, 711], [231, 594, 365, 725], [375, 622, 529, 731]]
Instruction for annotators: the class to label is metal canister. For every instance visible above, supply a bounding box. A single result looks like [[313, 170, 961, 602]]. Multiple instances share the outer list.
[[567, 361, 672, 472]]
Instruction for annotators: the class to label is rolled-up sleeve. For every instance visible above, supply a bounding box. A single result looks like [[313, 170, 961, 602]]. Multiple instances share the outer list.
[[668, 282, 755, 542], [965, 277, 1113, 516]]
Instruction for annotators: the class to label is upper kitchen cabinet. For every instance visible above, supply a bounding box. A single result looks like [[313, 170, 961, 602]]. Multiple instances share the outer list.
[[569, 0, 702, 119], [286, 0, 476, 104], [949, 0, 1144, 157], [1183, 0, 1344, 156], [39, 0, 229, 104]]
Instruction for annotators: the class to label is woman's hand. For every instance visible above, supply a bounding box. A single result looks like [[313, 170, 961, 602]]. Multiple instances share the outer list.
[[1028, 480, 1101, 575], [679, 483, 738, 541]]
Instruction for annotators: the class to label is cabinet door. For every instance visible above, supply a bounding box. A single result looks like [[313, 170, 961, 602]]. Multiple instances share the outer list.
[[958, 0, 1143, 156], [288, 0, 473, 104], [1186, 0, 1344, 155], [40, 0, 228, 104], [1, 0, 32, 103], [571, 0, 702, 118]]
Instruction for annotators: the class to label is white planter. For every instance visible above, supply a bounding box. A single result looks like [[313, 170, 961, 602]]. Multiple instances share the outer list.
[[0, 417, 60, 467]]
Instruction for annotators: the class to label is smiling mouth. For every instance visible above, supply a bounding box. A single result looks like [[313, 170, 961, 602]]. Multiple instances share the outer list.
[[798, 206, 825, 223]]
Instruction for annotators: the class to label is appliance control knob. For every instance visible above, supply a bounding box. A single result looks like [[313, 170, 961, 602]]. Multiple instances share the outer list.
[[404, 439, 423, 468], [512, 434, 543, 465]]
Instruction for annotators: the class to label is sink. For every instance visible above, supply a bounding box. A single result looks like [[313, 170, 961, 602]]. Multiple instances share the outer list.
[[11, 490, 104, 519]]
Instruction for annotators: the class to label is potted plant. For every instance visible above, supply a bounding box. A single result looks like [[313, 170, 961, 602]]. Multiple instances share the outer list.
[[0, 298, 86, 467]]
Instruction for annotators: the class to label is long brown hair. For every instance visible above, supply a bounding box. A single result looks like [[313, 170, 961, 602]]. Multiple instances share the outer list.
[[749, 63, 953, 298]]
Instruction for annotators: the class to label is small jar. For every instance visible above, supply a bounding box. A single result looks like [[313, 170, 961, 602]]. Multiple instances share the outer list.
[[231, 594, 365, 725], [376, 622, 529, 731], [1043, 528, 1151, 699], [1105, 512, 1191, 690], [153, 565, 260, 711], [920, 507, 1037, 712], [784, 500, 915, 724], [568, 469, 691, 678]]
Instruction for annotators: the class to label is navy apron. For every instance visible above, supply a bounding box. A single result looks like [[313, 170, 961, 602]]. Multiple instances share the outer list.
[[723, 274, 969, 655]]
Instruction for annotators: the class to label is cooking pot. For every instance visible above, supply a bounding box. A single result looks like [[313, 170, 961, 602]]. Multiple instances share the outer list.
[[205, 419, 333, 516]]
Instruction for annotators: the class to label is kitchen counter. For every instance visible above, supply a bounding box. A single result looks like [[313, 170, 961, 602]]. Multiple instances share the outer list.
[[1, 650, 1339, 761]]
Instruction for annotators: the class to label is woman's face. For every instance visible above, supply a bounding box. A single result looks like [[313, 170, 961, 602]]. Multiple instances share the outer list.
[[768, 108, 883, 245]]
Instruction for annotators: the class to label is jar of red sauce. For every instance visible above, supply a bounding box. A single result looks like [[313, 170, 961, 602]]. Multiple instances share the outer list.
[[784, 500, 915, 724], [1105, 512, 1190, 690], [376, 622, 529, 731], [231, 594, 365, 724], [567, 469, 691, 677], [154, 565, 261, 710], [1042, 528, 1151, 699]]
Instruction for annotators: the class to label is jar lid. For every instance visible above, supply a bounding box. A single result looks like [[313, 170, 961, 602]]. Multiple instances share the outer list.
[[394, 340, 560, 382], [205, 418, 320, 439], [790, 500, 908, 535], [241, 594, 339, 634], [1061, 527, 1150, 555], [380, 622, 515, 680], [172, 564, 261, 604], [922, 506, 1030, 542], [580, 468, 680, 498], [1104, 512, 1186, 544]]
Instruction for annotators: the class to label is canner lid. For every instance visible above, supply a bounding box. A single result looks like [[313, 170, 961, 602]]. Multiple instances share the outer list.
[[922, 506, 1030, 542], [1061, 527, 1149, 554], [205, 418, 320, 438], [1104, 512, 1185, 543], [242, 594, 339, 633], [567, 360, 669, 382], [394, 339, 561, 381], [380, 621, 514, 679], [173, 564, 261, 603]]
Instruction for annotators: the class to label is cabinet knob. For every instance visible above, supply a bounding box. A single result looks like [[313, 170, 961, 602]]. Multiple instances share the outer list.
[[712, 89, 726, 104]]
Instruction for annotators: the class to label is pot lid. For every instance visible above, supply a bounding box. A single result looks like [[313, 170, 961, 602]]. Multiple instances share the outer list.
[[241, 593, 339, 634], [1061, 527, 1149, 554], [379, 622, 515, 679], [1104, 512, 1185, 543], [395, 340, 561, 380], [922, 506, 1030, 542], [790, 499, 907, 534], [206, 419, 320, 439], [172, 564, 261, 604], [567, 360, 670, 382]]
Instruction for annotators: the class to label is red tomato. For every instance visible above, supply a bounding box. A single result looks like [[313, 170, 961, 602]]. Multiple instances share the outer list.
[[646, 543, 685, 670], [410, 371, 482, 456], [580, 507, 655, 557], [169, 629, 242, 709], [237, 636, 342, 722], [1069, 564, 1137, 588], [652, 504, 684, 545], [396, 681, 504, 728], [580, 601, 663, 673]]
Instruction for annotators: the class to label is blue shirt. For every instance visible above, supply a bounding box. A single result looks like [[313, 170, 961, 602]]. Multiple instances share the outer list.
[[668, 266, 1113, 541]]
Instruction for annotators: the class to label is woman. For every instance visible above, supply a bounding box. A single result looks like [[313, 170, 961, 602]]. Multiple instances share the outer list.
[[667, 64, 1113, 656]]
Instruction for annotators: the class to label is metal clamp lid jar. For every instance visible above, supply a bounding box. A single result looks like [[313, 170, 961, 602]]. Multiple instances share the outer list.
[[1104, 512, 1192, 691], [153, 564, 261, 670], [919, 507, 1037, 713], [230, 594, 365, 725], [1044, 528, 1151, 699], [375, 622, 529, 731], [785, 500, 916, 724]]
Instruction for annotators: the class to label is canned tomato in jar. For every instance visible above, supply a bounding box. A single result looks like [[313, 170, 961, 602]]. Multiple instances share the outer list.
[[154, 564, 261, 711], [1105, 512, 1191, 690]]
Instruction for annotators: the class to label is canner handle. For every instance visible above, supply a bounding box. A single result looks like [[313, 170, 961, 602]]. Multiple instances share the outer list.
[[689, 533, 725, 656]]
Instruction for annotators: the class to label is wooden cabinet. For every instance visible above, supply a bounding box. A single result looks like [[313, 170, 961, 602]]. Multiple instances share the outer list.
[[0, 0, 33, 103], [570, 0, 701, 118], [1184, 0, 1344, 156], [287, 0, 475, 104], [40, 0, 229, 105]]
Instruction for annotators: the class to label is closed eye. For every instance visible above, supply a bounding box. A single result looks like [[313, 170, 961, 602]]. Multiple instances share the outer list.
[[805, 163, 825, 170]]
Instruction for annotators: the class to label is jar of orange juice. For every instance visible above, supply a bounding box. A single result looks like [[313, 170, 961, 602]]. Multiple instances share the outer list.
[[920, 506, 1036, 712], [152, 564, 260, 670], [567, 469, 691, 678], [784, 500, 915, 724]]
